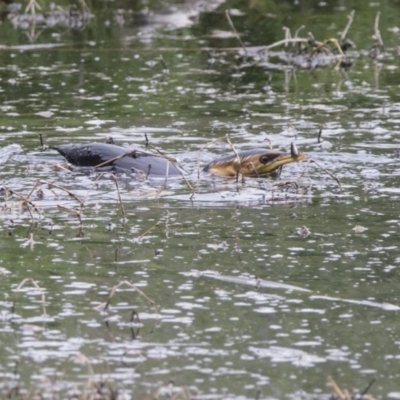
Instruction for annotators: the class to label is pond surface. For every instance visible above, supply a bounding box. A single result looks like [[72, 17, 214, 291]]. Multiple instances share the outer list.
[[1, 0, 400, 398]]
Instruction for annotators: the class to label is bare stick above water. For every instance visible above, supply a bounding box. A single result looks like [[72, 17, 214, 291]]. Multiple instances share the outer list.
[[261, 37, 308, 52], [340, 10, 355, 41], [42, 181, 84, 205], [101, 280, 159, 317], [225, 135, 243, 184], [225, 10, 247, 54], [111, 174, 126, 218], [6, 188, 41, 222], [374, 11, 384, 49], [137, 222, 163, 241], [39, 133, 44, 149], [12, 277, 47, 317]]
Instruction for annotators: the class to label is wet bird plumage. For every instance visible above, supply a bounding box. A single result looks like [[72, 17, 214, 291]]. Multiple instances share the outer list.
[[203, 148, 305, 177], [52, 143, 305, 178], [52, 143, 182, 177]]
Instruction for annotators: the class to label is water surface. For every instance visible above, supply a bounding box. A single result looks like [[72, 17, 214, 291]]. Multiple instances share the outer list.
[[0, 0, 400, 398]]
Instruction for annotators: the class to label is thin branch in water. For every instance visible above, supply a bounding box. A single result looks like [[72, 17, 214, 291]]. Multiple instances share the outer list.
[[261, 37, 308, 53], [328, 376, 345, 400], [361, 378, 376, 395], [310, 37, 345, 57], [292, 157, 312, 183], [145, 145, 191, 189], [79, 168, 144, 220], [130, 309, 141, 339], [159, 54, 168, 70], [225, 135, 243, 184], [12, 278, 47, 317], [81, 171, 109, 205], [94, 147, 178, 169], [25, 0, 42, 15], [282, 26, 291, 46], [101, 280, 159, 317], [57, 205, 83, 224], [51, 163, 73, 173], [156, 156, 195, 193], [180, 171, 194, 193], [6, 189, 41, 222], [146, 144, 174, 161], [311, 159, 342, 191], [1, 385, 20, 399], [131, 309, 141, 324], [196, 135, 245, 184], [42, 181, 84, 205], [26, 179, 42, 201], [374, 11, 384, 49], [225, 10, 247, 54], [110, 174, 126, 218], [94, 149, 138, 169], [156, 162, 170, 198], [340, 10, 355, 41], [70, 352, 94, 376], [317, 125, 324, 144], [137, 222, 162, 241], [145, 164, 152, 179], [294, 25, 305, 39], [248, 162, 260, 178], [78, 0, 91, 15], [196, 136, 227, 183], [39, 133, 44, 149], [264, 138, 273, 149]]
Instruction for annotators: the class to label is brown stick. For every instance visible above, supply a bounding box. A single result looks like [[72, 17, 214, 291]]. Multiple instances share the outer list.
[[42, 181, 84, 205], [311, 159, 342, 191], [6, 188, 41, 221], [26, 179, 42, 200], [102, 280, 159, 316], [328, 377, 345, 400], [12, 278, 47, 317], [110, 174, 126, 218], [137, 222, 162, 241]]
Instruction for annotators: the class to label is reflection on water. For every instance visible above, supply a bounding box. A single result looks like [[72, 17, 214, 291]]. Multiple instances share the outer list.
[[0, 0, 400, 398]]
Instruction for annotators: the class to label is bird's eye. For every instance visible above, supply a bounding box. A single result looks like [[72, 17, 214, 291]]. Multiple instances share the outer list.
[[259, 155, 271, 164]]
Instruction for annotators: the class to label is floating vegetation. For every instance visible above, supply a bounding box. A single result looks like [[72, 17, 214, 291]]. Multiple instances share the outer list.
[[2, 0, 93, 42], [7, 0, 92, 28], [222, 9, 385, 71]]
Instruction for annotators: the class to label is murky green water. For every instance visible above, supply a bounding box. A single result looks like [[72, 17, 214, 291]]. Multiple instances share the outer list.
[[1, 0, 400, 398]]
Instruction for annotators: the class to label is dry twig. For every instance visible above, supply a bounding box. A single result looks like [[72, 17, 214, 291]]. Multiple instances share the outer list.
[[100, 281, 159, 317], [225, 10, 247, 54], [12, 278, 47, 317]]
